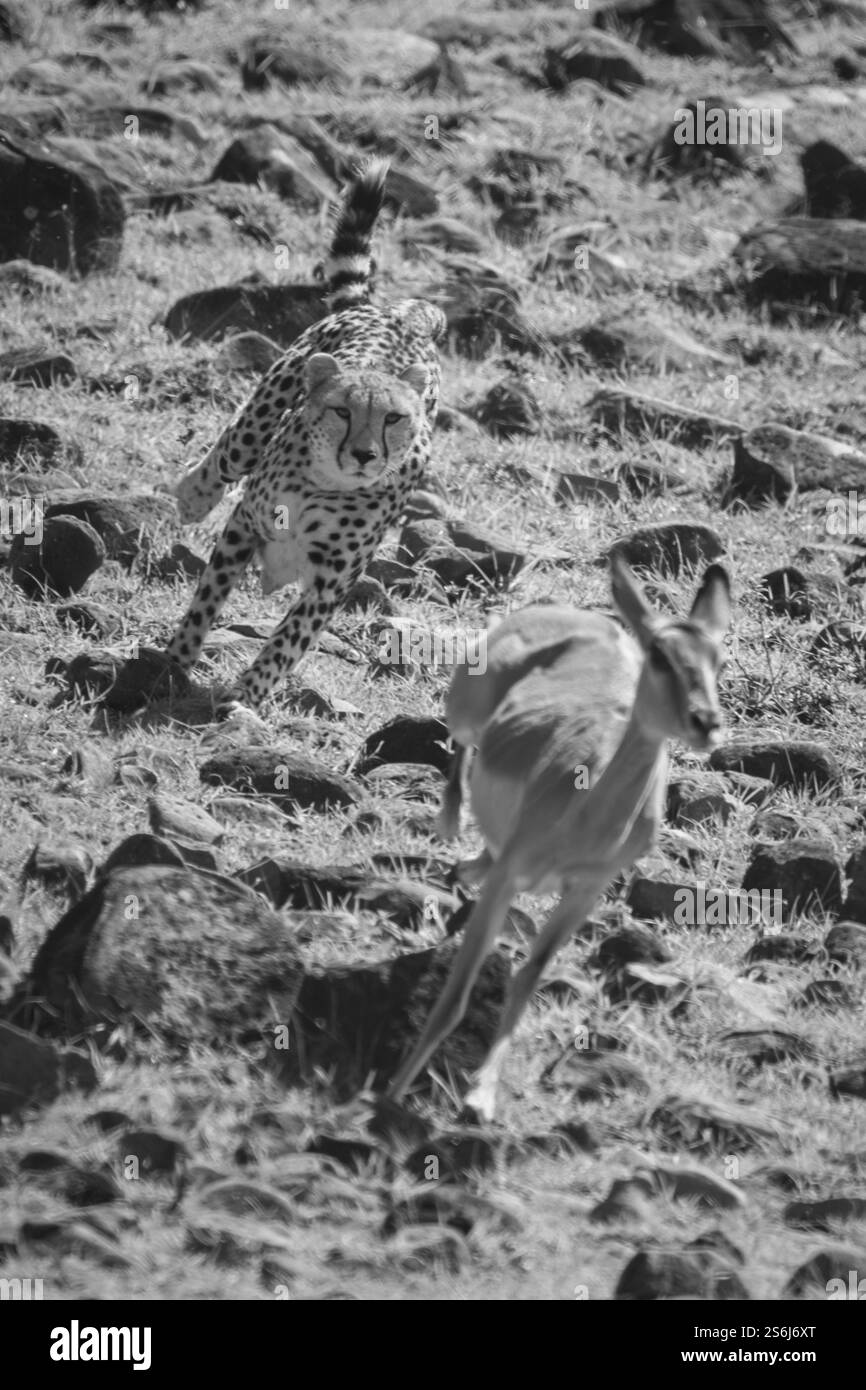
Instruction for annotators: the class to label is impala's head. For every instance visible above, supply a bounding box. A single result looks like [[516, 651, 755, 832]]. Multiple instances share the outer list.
[[302, 353, 427, 488], [611, 556, 731, 751]]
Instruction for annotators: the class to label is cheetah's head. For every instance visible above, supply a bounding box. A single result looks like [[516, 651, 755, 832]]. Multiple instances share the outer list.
[[302, 353, 428, 489]]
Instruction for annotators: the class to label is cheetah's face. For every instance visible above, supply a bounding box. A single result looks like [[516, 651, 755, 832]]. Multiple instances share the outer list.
[[302, 353, 428, 489]]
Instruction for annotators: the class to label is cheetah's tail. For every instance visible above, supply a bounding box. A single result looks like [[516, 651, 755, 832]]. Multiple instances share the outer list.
[[324, 156, 389, 314]]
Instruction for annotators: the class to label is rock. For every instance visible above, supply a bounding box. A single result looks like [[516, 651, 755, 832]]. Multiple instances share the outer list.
[[732, 218, 866, 316], [785, 1245, 866, 1297], [60, 648, 190, 710], [650, 1094, 781, 1153], [591, 1175, 657, 1223], [626, 878, 690, 923], [275, 940, 508, 1100], [716, 1028, 817, 1067], [843, 844, 866, 923], [75, 102, 207, 146], [398, 518, 526, 589], [743, 934, 824, 970], [606, 523, 724, 576], [829, 1055, 866, 1099], [650, 95, 763, 179], [214, 332, 283, 374], [101, 834, 188, 875], [118, 1128, 185, 1177], [17, 865, 304, 1042], [795, 978, 859, 1009], [22, 842, 92, 898], [0, 129, 124, 274], [236, 857, 454, 927], [0, 1020, 96, 1116], [709, 740, 841, 792], [542, 1051, 649, 1100], [44, 493, 176, 567], [145, 58, 221, 95], [54, 601, 119, 638], [0, 1, 29, 41], [240, 37, 347, 91], [810, 622, 866, 674], [543, 31, 644, 94], [147, 796, 224, 846], [404, 1129, 497, 1182], [9, 516, 105, 597], [200, 748, 360, 813], [727, 423, 866, 505], [825, 922, 866, 968], [597, 0, 797, 63], [163, 282, 326, 346], [667, 774, 739, 826], [590, 387, 742, 447], [0, 346, 77, 385], [614, 1247, 750, 1300], [354, 715, 451, 776], [759, 566, 822, 620], [468, 378, 541, 438], [589, 922, 672, 972], [403, 217, 483, 256], [209, 126, 331, 206], [576, 312, 732, 372], [785, 1197, 866, 1231], [0, 417, 81, 469], [801, 141, 866, 221], [741, 841, 843, 921], [0, 259, 66, 293], [148, 542, 207, 582]]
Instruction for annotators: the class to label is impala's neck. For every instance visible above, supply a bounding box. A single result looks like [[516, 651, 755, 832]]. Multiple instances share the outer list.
[[557, 710, 669, 877]]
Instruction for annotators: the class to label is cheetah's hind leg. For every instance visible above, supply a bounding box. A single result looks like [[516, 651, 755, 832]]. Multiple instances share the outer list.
[[174, 443, 228, 524]]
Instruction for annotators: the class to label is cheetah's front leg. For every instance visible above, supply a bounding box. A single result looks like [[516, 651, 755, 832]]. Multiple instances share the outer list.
[[165, 519, 256, 672], [228, 564, 362, 709]]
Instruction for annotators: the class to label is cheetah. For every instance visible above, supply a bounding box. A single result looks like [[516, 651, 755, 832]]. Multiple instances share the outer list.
[[166, 157, 444, 715]]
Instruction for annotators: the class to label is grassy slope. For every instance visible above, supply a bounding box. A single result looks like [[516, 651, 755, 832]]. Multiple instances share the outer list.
[[1, 0, 866, 1299]]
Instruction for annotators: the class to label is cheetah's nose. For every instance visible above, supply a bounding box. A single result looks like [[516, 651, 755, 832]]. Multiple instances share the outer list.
[[351, 447, 377, 467]]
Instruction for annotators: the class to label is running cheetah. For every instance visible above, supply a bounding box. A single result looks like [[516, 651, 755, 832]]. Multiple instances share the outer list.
[[167, 157, 444, 714]]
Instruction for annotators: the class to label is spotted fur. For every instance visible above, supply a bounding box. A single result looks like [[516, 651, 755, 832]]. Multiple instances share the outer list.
[[167, 161, 444, 711]]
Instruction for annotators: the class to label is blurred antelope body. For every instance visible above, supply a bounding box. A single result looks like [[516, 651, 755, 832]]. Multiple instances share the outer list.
[[389, 559, 731, 1120]]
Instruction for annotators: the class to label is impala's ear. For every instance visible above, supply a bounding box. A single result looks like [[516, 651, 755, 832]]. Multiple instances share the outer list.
[[304, 353, 340, 393], [399, 362, 428, 396], [610, 553, 665, 648], [690, 564, 731, 643]]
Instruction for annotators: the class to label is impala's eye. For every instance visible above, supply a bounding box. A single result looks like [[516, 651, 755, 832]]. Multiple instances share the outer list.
[[384, 412, 404, 426], [331, 407, 350, 420]]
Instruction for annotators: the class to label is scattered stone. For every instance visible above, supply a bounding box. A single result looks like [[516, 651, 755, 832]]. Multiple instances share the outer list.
[[542, 1051, 649, 1100], [843, 844, 866, 923], [727, 424, 866, 505], [9, 516, 105, 597], [741, 841, 843, 921], [650, 1094, 780, 1153], [785, 1245, 866, 1297], [354, 716, 450, 776], [60, 647, 189, 710], [589, 922, 673, 972], [794, 978, 859, 1010], [200, 748, 360, 814], [44, 493, 176, 567], [597, 0, 796, 63], [801, 141, 866, 221], [147, 796, 224, 846], [214, 332, 283, 374], [709, 740, 840, 792], [785, 1196, 866, 1231], [0, 1, 29, 42], [716, 1028, 817, 1067], [276, 940, 508, 1100], [240, 37, 347, 91], [554, 473, 620, 506], [732, 218, 866, 316], [614, 1247, 750, 1300], [650, 95, 761, 180], [0, 259, 66, 293], [0, 130, 124, 274], [398, 518, 526, 589], [119, 1129, 185, 1177], [382, 1185, 523, 1237], [590, 386, 742, 446], [468, 378, 541, 438], [606, 523, 724, 576], [17, 865, 304, 1042], [22, 842, 92, 898], [543, 31, 645, 94], [576, 312, 732, 372], [0, 346, 77, 385], [591, 1175, 657, 1223], [164, 282, 326, 347], [0, 1019, 96, 1117], [145, 58, 222, 96], [743, 935, 824, 970], [825, 922, 866, 968], [404, 1129, 497, 1182], [209, 126, 331, 206], [403, 217, 483, 255], [0, 417, 81, 469], [667, 774, 739, 826], [829, 1055, 866, 1099], [54, 601, 119, 638]]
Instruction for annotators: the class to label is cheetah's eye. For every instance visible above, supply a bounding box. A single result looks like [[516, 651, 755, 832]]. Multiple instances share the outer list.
[[331, 407, 350, 420], [384, 412, 405, 426]]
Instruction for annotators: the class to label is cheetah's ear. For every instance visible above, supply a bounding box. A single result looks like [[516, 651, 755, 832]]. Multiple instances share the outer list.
[[305, 353, 340, 393], [399, 362, 428, 396]]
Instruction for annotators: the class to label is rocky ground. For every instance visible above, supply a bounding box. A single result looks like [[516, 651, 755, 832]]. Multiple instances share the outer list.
[[1, 0, 866, 1302]]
